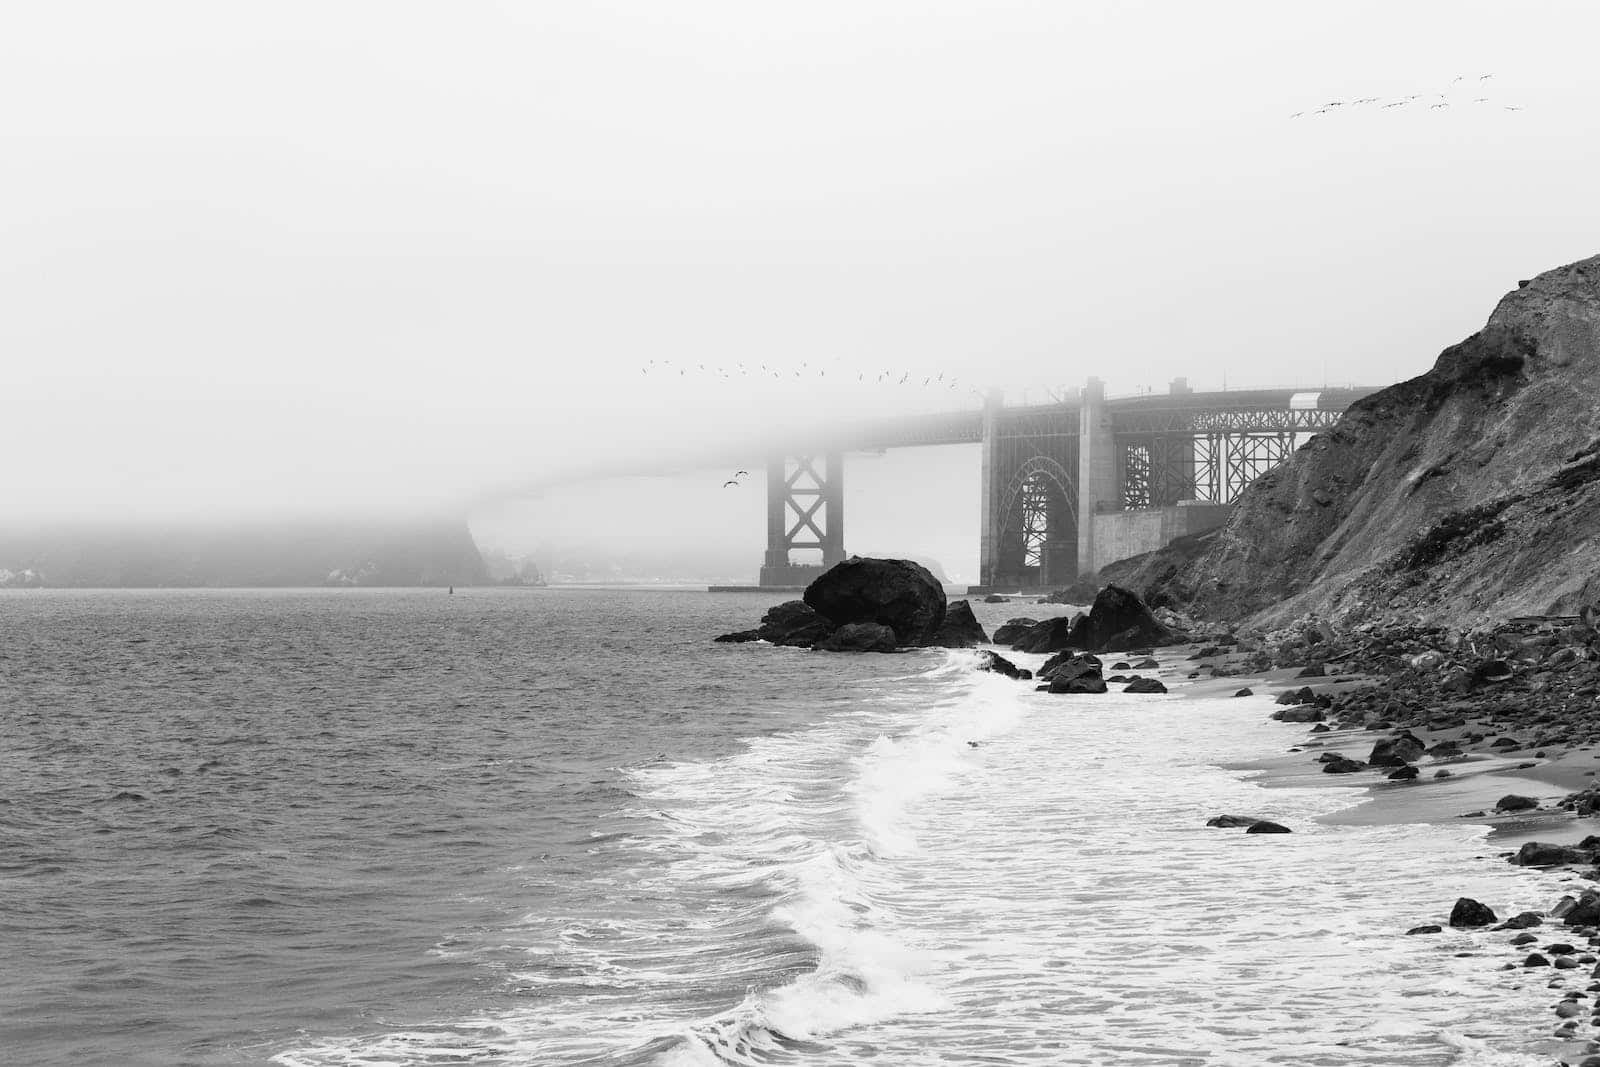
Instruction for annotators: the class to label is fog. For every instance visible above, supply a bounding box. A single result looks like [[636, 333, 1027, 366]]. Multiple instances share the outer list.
[[4, 1, 1598, 580]]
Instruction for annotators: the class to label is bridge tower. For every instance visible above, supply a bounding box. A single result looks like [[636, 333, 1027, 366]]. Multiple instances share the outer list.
[[758, 451, 845, 588], [978, 391, 1080, 590]]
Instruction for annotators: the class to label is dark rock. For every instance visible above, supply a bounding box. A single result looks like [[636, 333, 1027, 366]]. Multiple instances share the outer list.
[[1510, 931, 1540, 944], [1406, 924, 1443, 935], [1111, 661, 1132, 671], [1011, 616, 1078, 654], [991, 617, 1039, 645], [1206, 815, 1261, 828], [1133, 658, 1161, 669], [1387, 765, 1420, 781], [751, 600, 837, 648], [1049, 674, 1109, 695], [1369, 731, 1426, 767], [1123, 678, 1168, 694], [1498, 912, 1545, 931], [1234, 687, 1254, 697], [1039, 651, 1102, 682], [1065, 585, 1174, 652], [1273, 705, 1325, 722], [1474, 658, 1515, 684], [1275, 687, 1315, 706], [975, 650, 1028, 680], [1496, 794, 1539, 812], [814, 622, 898, 653], [803, 557, 946, 646], [1245, 820, 1291, 834], [713, 629, 762, 643], [1514, 841, 1585, 866], [930, 600, 989, 648], [1563, 891, 1600, 926], [1322, 756, 1366, 774], [1525, 953, 1551, 967], [1311, 723, 1331, 733], [1449, 897, 1498, 928], [1296, 663, 1327, 678], [982, 594, 1008, 604]]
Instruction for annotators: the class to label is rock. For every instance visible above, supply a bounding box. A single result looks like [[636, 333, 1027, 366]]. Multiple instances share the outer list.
[[1133, 658, 1161, 669], [1234, 687, 1254, 697], [1406, 924, 1443, 935], [1245, 820, 1291, 834], [1039, 651, 1102, 682], [1111, 661, 1132, 670], [1496, 794, 1540, 812], [713, 629, 762, 643], [1123, 677, 1168, 694], [929, 600, 989, 648], [1511, 931, 1540, 944], [1369, 731, 1426, 767], [1565, 891, 1600, 926], [1525, 953, 1551, 967], [1296, 663, 1327, 678], [1322, 755, 1366, 774], [982, 594, 1008, 603], [1011, 616, 1078, 654], [1498, 912, 1545, 930], [1049, 674, 1109, 695], [1387, 765, 1420, 781], [1275, 687, 1315, 706], [742, 600, 837, 648], [1206, 815, 1261, 828], [991, 617, 1039, 645], [1474, 659, 1515, 684], [1273, 705, 1325, 723], [1514, 842, 1584, 866], [1065, 584, 1175, 651], [1449, 897, 1498, 928], [803, 557, 946, 646], [975, 650, 1029, 680], [814, 621, 899, 653]]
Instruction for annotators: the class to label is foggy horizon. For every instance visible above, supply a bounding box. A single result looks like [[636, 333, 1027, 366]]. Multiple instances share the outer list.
[[5, 1, 1599, 579]]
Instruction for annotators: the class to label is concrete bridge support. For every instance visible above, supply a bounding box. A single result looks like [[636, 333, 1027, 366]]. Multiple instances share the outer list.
[[758, 451, 845, 588], [1076, 377, 1118, 580]]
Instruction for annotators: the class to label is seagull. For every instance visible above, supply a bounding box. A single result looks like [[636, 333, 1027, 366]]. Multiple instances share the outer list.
[[1473, 97, 1489, 103], [1504, 105, 1524, 111], [1382, 101, 1406, 108], [722, 480, 740, 488], [1290, 111, 1304, 118], [735, 470, 748, 477], [1479, 73, 1494, 81], [1430, 102, 1449, 109]]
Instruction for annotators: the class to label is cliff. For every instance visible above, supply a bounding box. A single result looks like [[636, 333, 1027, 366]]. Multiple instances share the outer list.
[[1114, 253, 1600, 629], [0, 516, 490, 588]]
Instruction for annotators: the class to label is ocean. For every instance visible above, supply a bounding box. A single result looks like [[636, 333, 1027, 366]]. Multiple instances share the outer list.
[[0, 588, 1572, 1066]]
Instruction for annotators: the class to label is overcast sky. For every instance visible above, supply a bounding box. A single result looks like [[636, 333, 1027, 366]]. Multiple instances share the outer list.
[[3, 1, 1597, 578]]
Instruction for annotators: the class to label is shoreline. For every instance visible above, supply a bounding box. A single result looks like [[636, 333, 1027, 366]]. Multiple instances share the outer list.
[[1136, 636, 1600, 1065]]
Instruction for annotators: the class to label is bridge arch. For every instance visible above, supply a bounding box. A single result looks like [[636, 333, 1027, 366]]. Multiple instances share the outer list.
[[995, 456, 1078, 589]]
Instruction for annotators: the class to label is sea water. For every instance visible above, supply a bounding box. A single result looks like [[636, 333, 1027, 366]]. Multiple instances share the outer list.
[[0, 589, 1572, 1065]]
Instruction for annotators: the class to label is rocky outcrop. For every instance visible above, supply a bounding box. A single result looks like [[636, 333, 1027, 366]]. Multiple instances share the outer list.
[[930, 601, 989, 648], [1112, 254, 1600, 629], [803, 557, 946, 646], [1010, 616, 1078, 654], [815, 622, 898, 653], [991, 617, 1038, 646], [715, 600, 837, 647], [975, 650, 1031, 680], [1065, 585, 1174, 651]]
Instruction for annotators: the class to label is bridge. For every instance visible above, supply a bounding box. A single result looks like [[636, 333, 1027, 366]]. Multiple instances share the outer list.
[[751, 376, 1381, 591]]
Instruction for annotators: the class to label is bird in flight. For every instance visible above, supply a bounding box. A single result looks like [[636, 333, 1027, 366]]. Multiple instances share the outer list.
[[1479, 73, 1494, 81], [1504, 105, 1524, 111], [1382, 101, 1406, 108], [735, 470, 748, 477], [1430, 102, 1449, 109], [722, 479, 740, 488]]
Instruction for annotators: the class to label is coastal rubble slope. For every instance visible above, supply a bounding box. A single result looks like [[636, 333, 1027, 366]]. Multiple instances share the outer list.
[[1115, 253, 1600, 628]]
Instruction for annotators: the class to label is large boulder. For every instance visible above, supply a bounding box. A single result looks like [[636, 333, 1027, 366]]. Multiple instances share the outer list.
[[814, 622, 898, 653], [1065, 585, 1174, 652], [930, 600, 989, 648], [803, 557, 946, 646], [1011, 616, 1078, 653], [1049, 673, 1108, 694], [1368, 731, 1426, 767], [991, 617, 1038, 645], [1449, 897, 1498, 928], [1039, 651, 1102, 682], [1123, 677, 1168, 694]]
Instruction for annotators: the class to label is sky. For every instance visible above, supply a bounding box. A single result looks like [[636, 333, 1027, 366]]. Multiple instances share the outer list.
[[3, 1, 1598, 581]]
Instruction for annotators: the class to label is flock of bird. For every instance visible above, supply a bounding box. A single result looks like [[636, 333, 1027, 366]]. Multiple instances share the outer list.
[[1290, 74, 1525, 117], [641, 358, 963, 391]]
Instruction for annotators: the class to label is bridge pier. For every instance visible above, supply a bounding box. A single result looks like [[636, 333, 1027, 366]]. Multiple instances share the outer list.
[[1076, 376, 1119, 578], [758, 451, 845, 588]]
